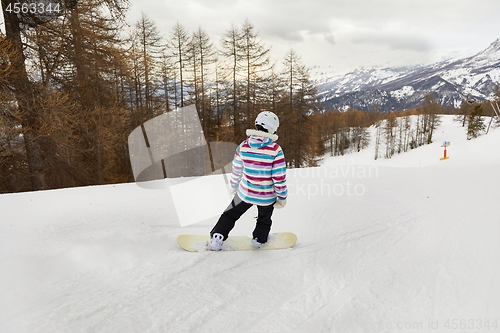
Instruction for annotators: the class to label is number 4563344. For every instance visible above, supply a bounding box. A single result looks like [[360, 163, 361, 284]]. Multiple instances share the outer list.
[[6, 2, 62, 14]]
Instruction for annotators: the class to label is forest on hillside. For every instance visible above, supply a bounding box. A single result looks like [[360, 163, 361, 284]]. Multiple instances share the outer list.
[[314, 94, 500, 160], [1, 0, 498, 194]]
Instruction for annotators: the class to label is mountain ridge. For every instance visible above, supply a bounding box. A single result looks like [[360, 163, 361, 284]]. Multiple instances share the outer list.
[[316, 38, 500, 112]]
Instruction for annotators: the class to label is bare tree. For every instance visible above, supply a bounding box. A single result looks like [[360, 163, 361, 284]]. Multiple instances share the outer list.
[[190, 27, 216, 137], [132, 14, 163, 115], [239, 20, 271, 128], [374, 121, 382, 160], [280, 49, 318, 167], [2, 0, 132, 190], [167, 22, 191, 108], [159, 51, 175, 113], [1, 0, 47, 190], [383, 112, 397, 159], [219, 24, 240, 138]]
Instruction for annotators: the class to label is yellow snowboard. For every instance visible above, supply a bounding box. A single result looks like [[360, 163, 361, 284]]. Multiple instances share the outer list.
[[177, 232, 297, 252]]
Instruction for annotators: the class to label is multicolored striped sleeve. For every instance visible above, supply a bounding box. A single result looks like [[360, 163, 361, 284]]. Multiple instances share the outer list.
[[229, 145, 243, 188], [272, 148, 288, 200]]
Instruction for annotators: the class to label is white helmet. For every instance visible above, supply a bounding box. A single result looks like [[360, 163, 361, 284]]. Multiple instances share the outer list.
[[255, 111, 279, 134]]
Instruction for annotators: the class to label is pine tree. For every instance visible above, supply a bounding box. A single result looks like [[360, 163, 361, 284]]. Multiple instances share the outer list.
[[467, 104, 486, 139], [420, 93, 441, 144]]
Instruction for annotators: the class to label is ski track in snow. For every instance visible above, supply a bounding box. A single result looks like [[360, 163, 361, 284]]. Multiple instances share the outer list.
[[1, 116, 500, 332]]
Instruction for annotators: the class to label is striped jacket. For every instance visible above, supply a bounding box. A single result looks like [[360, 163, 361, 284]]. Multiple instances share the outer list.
[[230, 129, 288, 206]]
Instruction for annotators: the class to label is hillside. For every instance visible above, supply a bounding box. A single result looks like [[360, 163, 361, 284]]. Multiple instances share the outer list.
[[1, 116, 500, 333], [317, 38, 500, 112]]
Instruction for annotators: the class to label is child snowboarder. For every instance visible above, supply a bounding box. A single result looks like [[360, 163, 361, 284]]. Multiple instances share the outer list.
[[209, 111, 288, 250]]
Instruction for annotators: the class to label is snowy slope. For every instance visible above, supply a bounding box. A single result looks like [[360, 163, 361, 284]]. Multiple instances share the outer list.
[[1, 116, 500, 333]]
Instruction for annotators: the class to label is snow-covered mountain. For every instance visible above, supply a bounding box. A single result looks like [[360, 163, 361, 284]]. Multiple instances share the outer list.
[[317, 38, 500, 112]]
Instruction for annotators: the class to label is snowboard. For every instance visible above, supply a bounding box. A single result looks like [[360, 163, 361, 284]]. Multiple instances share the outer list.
[[177, 232, 297, 252]]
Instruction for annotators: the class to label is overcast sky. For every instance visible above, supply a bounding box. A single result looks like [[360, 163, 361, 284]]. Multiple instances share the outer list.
[[1, 0, 498, 77], [127, 0, 500, 76]]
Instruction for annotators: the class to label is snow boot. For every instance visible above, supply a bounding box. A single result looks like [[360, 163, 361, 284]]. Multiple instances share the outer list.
[[210, 233, 224, 251], [251, 238, 265, 249]]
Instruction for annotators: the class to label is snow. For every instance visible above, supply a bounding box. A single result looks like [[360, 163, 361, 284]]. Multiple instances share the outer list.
[[1, 116, 500, 332], [390, 86, 415, 101]]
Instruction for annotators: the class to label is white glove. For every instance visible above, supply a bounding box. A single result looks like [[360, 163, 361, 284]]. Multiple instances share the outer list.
[[274, 199, 287, 209]]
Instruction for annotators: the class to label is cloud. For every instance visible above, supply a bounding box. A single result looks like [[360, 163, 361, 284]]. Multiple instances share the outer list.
[[128, 0, 500, 73], [264, 25, 306, 42], [350, 30, 433, 53], [324, 33, 336, 45]]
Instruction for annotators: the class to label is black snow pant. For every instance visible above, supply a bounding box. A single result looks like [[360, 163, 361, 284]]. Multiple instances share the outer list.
[[210, 195, 274, 243]]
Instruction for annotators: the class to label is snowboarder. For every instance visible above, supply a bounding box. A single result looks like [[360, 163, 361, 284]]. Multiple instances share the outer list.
[[209, 111, 288, 250]]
